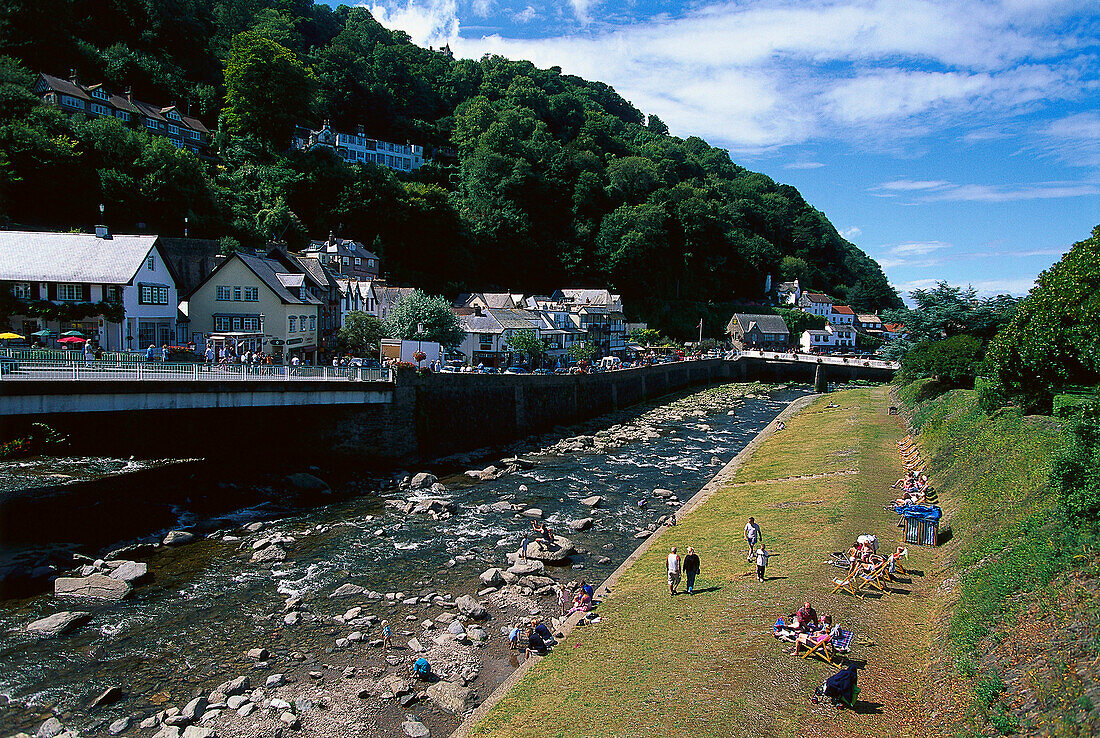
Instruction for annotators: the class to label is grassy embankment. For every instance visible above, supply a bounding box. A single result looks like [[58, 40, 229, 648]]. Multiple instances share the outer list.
[[896, 381, 1100, 737], [466, 386, 941, 738]]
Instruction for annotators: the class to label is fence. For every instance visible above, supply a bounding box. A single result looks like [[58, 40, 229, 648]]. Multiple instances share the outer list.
[[0, 357, 391, 383]]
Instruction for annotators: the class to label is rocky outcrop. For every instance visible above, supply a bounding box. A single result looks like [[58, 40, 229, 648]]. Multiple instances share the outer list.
[[525, 536, 575, 562], [26, 611, 91, 637], [54, 574, 131, 601], [426, 681, 476, 714], [455, 594, 487, 620]]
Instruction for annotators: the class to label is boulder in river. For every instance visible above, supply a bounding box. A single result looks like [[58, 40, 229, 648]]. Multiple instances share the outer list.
[[426, 681, 476, 714], [580, 496, 603, 507], [108, 560, 148, 583], [162, 530, 194, 546], [26, 611, 91, 638], [329, 583, 364, 598], [402, 716, 431, 738], [521, 508, 544, 518], [455, 594, 487, 620], [285, 472, 330, 494], [409, 472, 437, 489], [250, 545, 286, 564], [478, 568, 504, 586], [568, 518, 594, 532], [54, 574, 131, 601], [507, 560, 545, 576], [525, 536, 576, 562]]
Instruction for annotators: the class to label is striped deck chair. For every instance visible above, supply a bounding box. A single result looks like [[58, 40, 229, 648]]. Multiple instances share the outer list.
[[830, 571, 860, 596], [804, 628, 854, 666], [858, 560, 891, 593]]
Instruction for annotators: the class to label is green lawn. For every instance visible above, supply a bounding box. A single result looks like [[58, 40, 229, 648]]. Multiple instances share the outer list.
[[466, 387, 938, 738]]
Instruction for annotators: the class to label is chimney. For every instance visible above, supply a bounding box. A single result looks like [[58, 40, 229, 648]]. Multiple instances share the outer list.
[[328, 231, 335, 247], [69, 68, 78, 86], [474, 305, 483, 317], [124, 86, 132, 102], [94, 224, 111, 239]]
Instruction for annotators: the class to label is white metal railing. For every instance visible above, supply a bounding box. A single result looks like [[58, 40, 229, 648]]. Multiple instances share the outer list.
[[0, 358, 392, 383], [728, 350, 899, 370]]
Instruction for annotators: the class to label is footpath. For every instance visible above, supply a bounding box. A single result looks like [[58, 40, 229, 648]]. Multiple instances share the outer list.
[[456, 386, 943, 738]]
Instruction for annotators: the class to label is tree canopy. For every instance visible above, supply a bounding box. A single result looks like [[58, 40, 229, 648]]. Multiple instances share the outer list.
[[383, 290, 463, 348]]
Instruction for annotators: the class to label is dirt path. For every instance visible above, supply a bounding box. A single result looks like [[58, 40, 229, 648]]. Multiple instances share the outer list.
[[458, 386, 946, 738]]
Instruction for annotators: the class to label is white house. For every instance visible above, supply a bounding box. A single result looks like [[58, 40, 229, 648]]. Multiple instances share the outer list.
[[798, 292, 834, 318], [776, 279, 801, 306], [292, 123, 428, 173], [799, 323, 856, 352], [0, 230, 179, 351], [830, 304, 856, 326]]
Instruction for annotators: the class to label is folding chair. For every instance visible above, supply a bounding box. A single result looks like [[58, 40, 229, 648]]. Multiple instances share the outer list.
[[858, 560, 891, 593], [804, 628, 853, 666], [831, 571, 860, 596]]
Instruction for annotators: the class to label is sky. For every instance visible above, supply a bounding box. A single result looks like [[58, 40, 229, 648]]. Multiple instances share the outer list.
[[336, 0, 1099, 300]]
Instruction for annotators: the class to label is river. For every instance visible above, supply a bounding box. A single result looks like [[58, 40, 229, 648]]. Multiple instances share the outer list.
[[0, 381, 806, 737]]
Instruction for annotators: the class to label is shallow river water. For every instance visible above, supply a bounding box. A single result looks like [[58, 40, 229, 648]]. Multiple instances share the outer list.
[[0, 382, 806, 736]]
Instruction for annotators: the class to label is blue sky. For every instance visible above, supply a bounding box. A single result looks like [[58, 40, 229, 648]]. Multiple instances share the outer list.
[[340, 0, 1099, 299]]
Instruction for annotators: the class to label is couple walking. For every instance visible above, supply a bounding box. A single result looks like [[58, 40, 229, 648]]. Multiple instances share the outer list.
[[745, 516, 772, 581], [666, 546, 701, 595]]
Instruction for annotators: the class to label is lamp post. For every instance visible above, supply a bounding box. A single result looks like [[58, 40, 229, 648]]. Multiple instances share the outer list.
[[416, 322, 424, 368], [184, 216, 189, 237]]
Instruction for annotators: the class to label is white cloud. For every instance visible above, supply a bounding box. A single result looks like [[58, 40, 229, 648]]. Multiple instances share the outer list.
[[785, 161, 825, 169], [968, 276, 1039, 295], [1040, 112, 1100, 167], [890, 240, 952, 255], [568, 0, 600, 25], [841, 226, 862, 239], [469, 0, 492, 17], [872, 178, 1100, 202], [367, 0, 460, 47], [512, 5, 536, 23]]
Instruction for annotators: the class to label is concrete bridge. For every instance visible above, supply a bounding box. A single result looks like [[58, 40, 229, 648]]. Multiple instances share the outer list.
[[0, 356, 896, 462]]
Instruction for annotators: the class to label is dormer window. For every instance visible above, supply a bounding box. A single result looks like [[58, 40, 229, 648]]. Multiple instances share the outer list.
[[91, 88, 109, 101], [167, 110, 181, 121]]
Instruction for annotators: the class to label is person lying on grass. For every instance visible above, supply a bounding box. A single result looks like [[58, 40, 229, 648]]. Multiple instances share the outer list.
[[790, 615, 840, 655]]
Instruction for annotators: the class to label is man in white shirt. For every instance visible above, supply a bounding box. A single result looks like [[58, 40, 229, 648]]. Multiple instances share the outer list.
[[745, 517, 762, 562], [667, 547, 681, 596]]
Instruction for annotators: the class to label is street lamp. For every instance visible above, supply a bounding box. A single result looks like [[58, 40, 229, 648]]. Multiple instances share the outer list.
[[416, 322, 424, 368], [184, 216, 189, 237]]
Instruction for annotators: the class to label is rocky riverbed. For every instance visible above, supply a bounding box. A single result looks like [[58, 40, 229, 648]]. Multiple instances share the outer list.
[[0, 382, 805, 738]]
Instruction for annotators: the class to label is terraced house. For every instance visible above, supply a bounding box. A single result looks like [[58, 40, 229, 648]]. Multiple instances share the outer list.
[[34, 72, 210, 156]]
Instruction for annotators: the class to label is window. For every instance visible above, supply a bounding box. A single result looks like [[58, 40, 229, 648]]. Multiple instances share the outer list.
[[145, 119, 158, 129], [214, 316, 232, 331], [138, 284, 169, 305], [90, 102, 110, 116], [147, 254, 155, 271], [367, 259, 376, 269], [167, 110, 181, 121], [309, 316, 316, 331], [91, 88, 109, 101], [233, 286, 241, 301], [288, 316, 297, 332], [299, 315, 307, 331], [61, 95, 84, 109], [243, 286, 258, 302], [57, 283, 82, 301], [168, 124, 179, 136], [186, 129, 200, 140], [12, 282, 31, 299], [115, 110, 131, 122], [242, 316, 260, 331], [231, 316, 242, 331], [216, 285, 231, 301], [105, 285, 121, 302], [354, 258, 361, 266]]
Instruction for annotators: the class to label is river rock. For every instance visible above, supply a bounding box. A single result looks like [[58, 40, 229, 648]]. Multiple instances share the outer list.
[[217, 676, 249, 696], [507, 560, 545, 576], [489, 501, 514, 513], [284, 612, 301, 626], [180, 696, 208, 721], [447, 619, 466, 635], [330, 583, 365, 598], [266, 674, 285, 688], [107, 716, 131, 735], [89, 685, 124, 707], [286, 472, 330, 494], [467, 626, 487, 642], [153, 727, 182, 738], [455, 595, 487, 620], [407, 637, 425, 652], [36, 717, 64, 738], [250, 545, 286, 563], [426, 681, 476, 714], [27, 611, 91, 637], [54, 573, 131, 601], [409, 472, 437, 489], [236, 702, 256, 717], [580, 496, 602, 507], [478, 568, 504, 586], [270, 698, 292, 711], [227, 695, 248, 710], [402, 716, 430, 738], [181, 726, 216, 738], [163, 530, 194, 546], [108, 560, 149, 583], [525, 536, 575, 562], [568, 518, 594, 532], [652, 488, 676, 499], [279, 712, 299, 728], [521, 508, 544, 518], [246, 647, 269, 660]]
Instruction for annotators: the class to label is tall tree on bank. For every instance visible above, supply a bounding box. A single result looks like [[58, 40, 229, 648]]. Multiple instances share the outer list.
[[222, 30, 316, 149], [383, 290, 463, 348]]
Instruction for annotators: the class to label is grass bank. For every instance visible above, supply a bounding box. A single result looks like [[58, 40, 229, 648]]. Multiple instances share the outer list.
[[463, 386, 940, 738], [896, 381, 1100, 736]]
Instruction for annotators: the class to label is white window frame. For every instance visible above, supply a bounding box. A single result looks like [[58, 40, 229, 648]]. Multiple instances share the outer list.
[[243, 286, 258, 302], [58, 283, 82, 302], [288, 316, 297, 332], [12, 282, 32, 299]]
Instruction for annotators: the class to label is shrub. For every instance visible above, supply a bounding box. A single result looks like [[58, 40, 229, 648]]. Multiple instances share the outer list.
[[1051, 406, 1100, 523]]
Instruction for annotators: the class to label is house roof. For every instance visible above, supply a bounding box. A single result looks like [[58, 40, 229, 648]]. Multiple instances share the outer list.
[[832, 305, 855, 315], [303, 238, 378, 261], [804, 330, 829, 337], [232, 253, 320, 305], [0, 230, 162, 284], [488, 308, 541, 330], [856, 314, 882, 323], [277, 273, 305, 289], [560, 289, 620, 306], [777, 280, 799, 292], [291, 254, 338, 290], [729, 313, 790, 335], [883, 323, 906, 332], [460, 314, 504, 334], [801, 292, 833, 304], [827, 323, 855, 334]]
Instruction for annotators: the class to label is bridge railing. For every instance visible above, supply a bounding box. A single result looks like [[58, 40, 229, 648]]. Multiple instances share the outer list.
[[727, 349, 899, 370], [0, 357, 392, 383]]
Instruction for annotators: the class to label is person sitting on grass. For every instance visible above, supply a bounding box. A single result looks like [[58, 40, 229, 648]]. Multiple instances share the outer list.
[[568, 589, 592, 615], [793, 602, 818, 631], [790, 615, 839, 655]]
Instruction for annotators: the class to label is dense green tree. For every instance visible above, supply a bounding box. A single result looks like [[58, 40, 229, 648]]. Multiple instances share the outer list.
[[222, 30, 316, 148], [383, 289, 463, 348], [900, 334, 983, 386], [505, 329, 545, 366], [337, 311, 385, 355], [986, 225, 1100, 412]]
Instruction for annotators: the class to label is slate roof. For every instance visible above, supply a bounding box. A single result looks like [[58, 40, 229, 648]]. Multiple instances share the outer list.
[[801, 292, 834, 304], [0, 230, 161, 284], [561, 288, 619, 306], [303, 238, 378, 261], [460, 314, 504, 334], [38, 74, 208, 133], [488, 308, 541, 330], [728, 313, 790, 335], [233, 253, 321, 305]]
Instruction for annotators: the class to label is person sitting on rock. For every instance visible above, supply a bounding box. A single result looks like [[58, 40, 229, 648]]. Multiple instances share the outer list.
[[525, 624, 549, 658], [533, 618, 556, 645], [568, 590, 592, 615]]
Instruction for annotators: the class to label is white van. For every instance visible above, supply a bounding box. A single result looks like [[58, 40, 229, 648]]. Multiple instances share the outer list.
[[598, 356, 622, 371]]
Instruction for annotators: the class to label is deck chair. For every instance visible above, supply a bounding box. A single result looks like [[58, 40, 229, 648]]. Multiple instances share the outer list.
[[804, 628, 854, 666], [858, 560, 891, 593], [830, 570, 860, 596]]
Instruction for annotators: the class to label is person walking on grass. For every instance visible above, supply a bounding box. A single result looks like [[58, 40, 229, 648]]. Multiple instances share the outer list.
[[683, 547, 701, 594], [745, 517, 762, 562], [667, 547, 682, 596], [755, 545, 773, 582]]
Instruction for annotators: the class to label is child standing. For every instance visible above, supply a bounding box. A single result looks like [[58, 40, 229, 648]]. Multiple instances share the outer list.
[[381, 620, 392, 648], [755, 545, 773, 582]]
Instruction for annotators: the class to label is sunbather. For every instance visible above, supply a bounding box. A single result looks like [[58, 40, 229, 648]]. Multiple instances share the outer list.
[[567, 590, 591, 615], [790, 616, 839, 655]]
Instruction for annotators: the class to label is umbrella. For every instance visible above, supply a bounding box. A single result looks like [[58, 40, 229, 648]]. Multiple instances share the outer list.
[[31, 329, 52, 337], [57, 336, 87, 344], [0, 332, 23, 340], [61, 330, 85, 337]]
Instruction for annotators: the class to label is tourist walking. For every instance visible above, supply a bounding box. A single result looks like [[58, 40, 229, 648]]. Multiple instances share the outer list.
[[683, 547, 700, 594], [745, 517, 762, 562], [381, 620, 392, 648], [755, 545, 773, 582], [667, 547, 681, 595]]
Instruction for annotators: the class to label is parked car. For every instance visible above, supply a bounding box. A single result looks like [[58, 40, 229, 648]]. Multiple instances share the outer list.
[[504, 366, 530, 374], [481, 367, 499, 374]]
